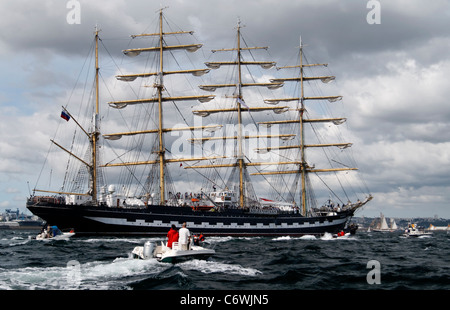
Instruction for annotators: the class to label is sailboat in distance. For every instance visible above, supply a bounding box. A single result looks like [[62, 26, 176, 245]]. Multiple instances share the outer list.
[[27, 9, 372, 236], [372, 213, 397, 232]]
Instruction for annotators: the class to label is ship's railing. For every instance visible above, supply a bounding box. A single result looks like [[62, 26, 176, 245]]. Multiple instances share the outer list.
[[29, 196, 65, 205]]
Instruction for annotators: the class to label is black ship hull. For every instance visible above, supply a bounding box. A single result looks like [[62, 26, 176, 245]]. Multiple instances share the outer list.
[[27, 198, 354, 237]]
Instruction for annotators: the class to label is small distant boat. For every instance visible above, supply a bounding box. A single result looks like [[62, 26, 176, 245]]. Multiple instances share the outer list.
[[403, 223, 432, 238], [390, 218, 398, 230], [132, 241, 215, 263], [372, 213, 397, 232], [332, 231, 351, 238], [36, 232, 75, 240], [426, 224, 450, 231], [35, 226, 75, 240]]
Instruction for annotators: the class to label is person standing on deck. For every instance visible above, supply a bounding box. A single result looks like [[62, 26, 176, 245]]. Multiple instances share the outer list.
[[167, 224, 179, 248], [178, 222, 191, 250]]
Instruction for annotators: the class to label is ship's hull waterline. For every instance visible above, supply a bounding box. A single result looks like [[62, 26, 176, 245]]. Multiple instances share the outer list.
[[27, 200, 353, 236]]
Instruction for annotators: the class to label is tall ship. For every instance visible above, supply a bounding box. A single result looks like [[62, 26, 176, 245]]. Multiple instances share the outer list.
[[27, 10, 372, 236]]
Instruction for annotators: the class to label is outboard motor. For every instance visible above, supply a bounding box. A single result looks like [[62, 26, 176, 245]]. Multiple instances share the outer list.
[[143, 241, 155, 259]]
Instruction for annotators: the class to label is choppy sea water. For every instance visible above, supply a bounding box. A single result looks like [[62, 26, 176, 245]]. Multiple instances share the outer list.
[[0, 229, 448, 291]]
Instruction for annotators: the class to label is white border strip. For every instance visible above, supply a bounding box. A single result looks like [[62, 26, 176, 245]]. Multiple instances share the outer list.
[[85, 216, 347, 230]]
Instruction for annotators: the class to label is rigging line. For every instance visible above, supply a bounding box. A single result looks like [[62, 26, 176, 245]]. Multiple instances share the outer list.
[[102, 140, 142, 166], [240, 37, 283, 137], [99, 37, 152, 139], [61, 123, 80, 192], [313, 172, 344, 205], [188, 138, 229, 190], [348, 159, 371, 197], [64, 39, 96, 110], [282, 172, 300, 205], [167, 49, 200, 93], [308, 117, 350, 201], [102, 138, 147, 194], [162, 87, 191, 129], [165, 148, 226, 188], [244, 156, 288, 202], [99, 38, 141, 101], [163, 16, 205, 83], [34, 140, 57, 192], [38, 39, 96, 192], [163, 87, 228, 189], [161, 11, 181, 34], [61, 55, 95, 191]]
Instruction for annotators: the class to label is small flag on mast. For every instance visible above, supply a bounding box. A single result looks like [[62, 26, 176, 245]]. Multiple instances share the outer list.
[[237, 97, 249, 109], [61, 110, 70, 122]]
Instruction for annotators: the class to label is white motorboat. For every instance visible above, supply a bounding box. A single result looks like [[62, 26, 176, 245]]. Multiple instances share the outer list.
[[132, 241, 215, 263], [403, 223, 432, 237], [321, 232, 351, 240], [36, 232, 75, 240], [333, 232, 351, 238], [35, 225, 75, 240]]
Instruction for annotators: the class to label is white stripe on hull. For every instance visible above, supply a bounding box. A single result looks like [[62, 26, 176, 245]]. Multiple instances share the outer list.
[[85, 216, 347, 230]]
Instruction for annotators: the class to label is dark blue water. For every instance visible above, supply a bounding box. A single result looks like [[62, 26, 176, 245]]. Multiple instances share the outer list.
[[0, 230, 448, 290]]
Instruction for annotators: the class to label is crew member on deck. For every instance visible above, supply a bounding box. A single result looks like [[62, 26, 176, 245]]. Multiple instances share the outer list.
[[193, 232, 205, 246], [167, 224, 179, 248], [178, 222, 191, 250]]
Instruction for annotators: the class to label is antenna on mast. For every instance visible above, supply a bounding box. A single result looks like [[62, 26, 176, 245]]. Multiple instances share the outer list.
[[157, 5, 169, 13]]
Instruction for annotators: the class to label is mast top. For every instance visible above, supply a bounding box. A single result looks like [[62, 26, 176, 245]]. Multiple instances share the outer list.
[[94, 24, 101, 35], [298, 36, 309, 49], [157, 5, 169, 14], [236, 17, 246, 30]]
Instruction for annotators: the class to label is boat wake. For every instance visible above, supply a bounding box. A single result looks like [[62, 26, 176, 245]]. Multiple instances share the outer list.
[[272, 235, 316, 241], [272, 233, 358, 241], [0, 236, 31, 247], [178, 259, 262, 277], [0, 253, 261, 290]]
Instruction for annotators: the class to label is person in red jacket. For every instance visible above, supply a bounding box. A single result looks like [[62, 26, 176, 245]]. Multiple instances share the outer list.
[[167, 224, 179, 248]]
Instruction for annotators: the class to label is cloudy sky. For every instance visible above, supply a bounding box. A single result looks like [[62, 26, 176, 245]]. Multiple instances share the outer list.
[[1, 0, 450, 218]]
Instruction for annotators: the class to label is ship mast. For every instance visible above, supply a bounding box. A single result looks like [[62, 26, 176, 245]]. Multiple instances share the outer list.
[[254, 37, 356, 215], [236, 20, 245, 207], [103, 8, 221, 205], [157, 10, 166, 205], [298, 37, 307, 215], [90, 25, 100, 204], [188, 20, 291, 208]]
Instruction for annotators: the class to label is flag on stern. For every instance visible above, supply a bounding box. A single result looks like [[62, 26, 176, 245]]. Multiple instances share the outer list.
[[61, 110, 70, 122]]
